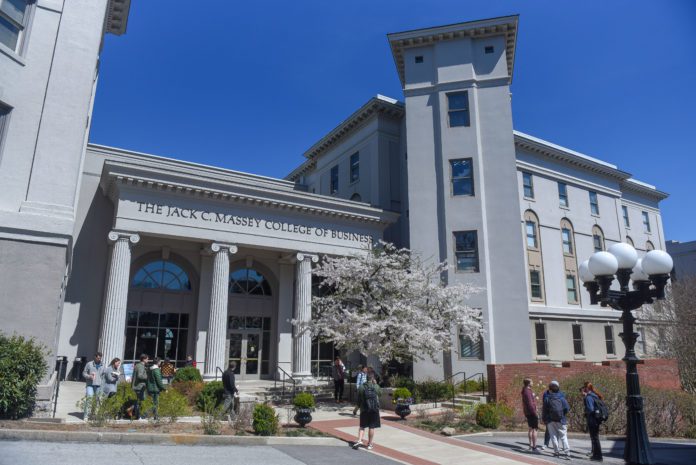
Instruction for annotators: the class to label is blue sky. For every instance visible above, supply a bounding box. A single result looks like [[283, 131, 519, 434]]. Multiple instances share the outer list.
[[90, 0, 696, 242]]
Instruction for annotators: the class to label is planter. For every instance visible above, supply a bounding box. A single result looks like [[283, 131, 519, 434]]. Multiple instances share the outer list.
[[294, 408, 313, 427], [395, 402, 411, 420]]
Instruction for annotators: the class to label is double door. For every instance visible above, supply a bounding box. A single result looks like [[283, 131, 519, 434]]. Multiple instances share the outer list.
[[227, 330, 262, 379]]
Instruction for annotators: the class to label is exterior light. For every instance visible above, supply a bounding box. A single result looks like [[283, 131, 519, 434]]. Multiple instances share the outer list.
[[641, 250, 673, 276], [579, 260, 595, 283], [630, 258, 650, 282], [608, 242, 638, 270], [588, 251, 619, 277]]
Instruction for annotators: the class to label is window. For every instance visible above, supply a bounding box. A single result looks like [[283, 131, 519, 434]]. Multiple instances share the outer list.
[[522, 172, 534, 198], [566, 274, 578, 303], [229, 268, 272, 296], [330, 165, 338, 194], [605, 325, 615, 355], [526, 221, 537, 248], [450, 158, 474, 196], [349, 152, 359, 183], [589, 191, 599, 215], [484, 45, 494, 54], [459, 334, 483, 359], [530, 270, 543, 300], [132, 260, 191, 291], [622, 205, 630, 228], [350, 193, 362, 202], [642, 211, 651, 232], [0, 0, 30, 52], [415, 55, 423, 63], [562, 228, 573, 255], [311, 337, 336, 378], [572, 324, 584, 355], [124, 311, 189, 366], [558, 183, 569, 207], [535, 323, 548, 356], [454, 231, 479, 272], [447, 92, 470, 127], [646, 241, 655, 251], [592, 226, 605, 252]]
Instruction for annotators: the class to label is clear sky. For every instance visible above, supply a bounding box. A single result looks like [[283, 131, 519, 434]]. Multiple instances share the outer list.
[[90, 0, 696, 242]]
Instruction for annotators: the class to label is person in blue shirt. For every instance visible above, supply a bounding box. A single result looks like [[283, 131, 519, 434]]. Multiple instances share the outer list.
[[542, 380, 571, 460], [352, 365, 367, 416], [582, 382, 604, 462]]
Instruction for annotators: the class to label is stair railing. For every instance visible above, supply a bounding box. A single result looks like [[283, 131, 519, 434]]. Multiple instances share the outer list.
[[460, 372, 487, 397], [214, 366, 224, 381], [275, 366, 296, 400], [440, 371, 466, 409]]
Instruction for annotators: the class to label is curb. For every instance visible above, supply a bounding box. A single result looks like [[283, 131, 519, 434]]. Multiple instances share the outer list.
[[453, 431, 626, 441], [0, 429, 343, 447]]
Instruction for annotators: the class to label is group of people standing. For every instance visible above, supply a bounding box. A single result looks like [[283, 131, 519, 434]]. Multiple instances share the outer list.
[[521, 378, 606, 461], [81, 352, 122, 417]]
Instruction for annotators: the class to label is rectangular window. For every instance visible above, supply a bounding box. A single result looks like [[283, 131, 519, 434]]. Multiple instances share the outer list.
[[447, 92, 470, 127], [349, 152, 359, 183], [566, 274, 578, 303], [572, 324, 584, 355], [526, 221, 537, 248], [535, 323, 548, 356], [642, 211, 651, 232], [459, 334, 483, 359], [530, 270, 542, 300], [558, 182, 569, 207], [454, 230, 479, 272], [330, 165, 338, 194], [523, 172, 534, 198], [589, 191, 599, 215], [0, 0, 29, 52], [593, 234, 603, 252], [605, 325, 615, 355], [622, 205, 630, 228], [450, 158, 474, 196], [562, 228, 573, 255]]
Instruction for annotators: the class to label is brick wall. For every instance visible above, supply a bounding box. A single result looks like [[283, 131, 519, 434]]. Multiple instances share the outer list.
[[487, 359, 680, 402]]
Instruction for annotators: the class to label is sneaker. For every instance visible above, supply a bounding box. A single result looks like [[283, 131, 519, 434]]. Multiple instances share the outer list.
[[351, 441, 362, 449], [536, 445, 545, 451], [367, 443, 374, 450]]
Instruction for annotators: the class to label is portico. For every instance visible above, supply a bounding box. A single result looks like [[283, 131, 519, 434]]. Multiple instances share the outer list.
[[88, 149, 397, 381]]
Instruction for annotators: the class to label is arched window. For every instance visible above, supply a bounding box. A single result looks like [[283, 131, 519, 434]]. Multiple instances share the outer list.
[[524, 210, 540, 250], [560, 218, 575, 256], [646, 241, 655, 251], [131, 260, 191, 291], [592, 225, 605, 252], [626, 236, 634, 247], [350, 193, 362, 202], [229, 268, 272, 296], [524, 210, 545, 302]]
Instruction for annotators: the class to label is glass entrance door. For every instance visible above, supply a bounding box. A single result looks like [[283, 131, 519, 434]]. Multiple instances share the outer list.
[[227, 330, 262, 380]]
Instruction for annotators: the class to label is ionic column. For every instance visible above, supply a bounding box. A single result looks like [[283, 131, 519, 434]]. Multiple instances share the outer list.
[[204, 242, 237, 378], [99, 231, 140, 362], [293, 253, 318, 380]]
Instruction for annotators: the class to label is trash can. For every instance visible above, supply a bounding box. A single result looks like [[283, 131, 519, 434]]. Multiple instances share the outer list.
[[55, 356, 68, 381], [71, 356, 86, 381]]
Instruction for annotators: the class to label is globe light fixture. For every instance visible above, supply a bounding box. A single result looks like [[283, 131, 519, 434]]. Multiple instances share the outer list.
[[581, 245, 674, 465]]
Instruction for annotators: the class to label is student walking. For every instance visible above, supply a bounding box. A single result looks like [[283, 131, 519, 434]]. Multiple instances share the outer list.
[[82, 352, 103, 419], [352, 374, 381, 450], [130, 354, 149, 419], [542, 380, 571, 460], [352, 365, 368, 416], [146, 357, 166, 420], [582, 382, 605, 462], [222, 361, 239, 420], [332, 356, 346, 403], [101, 358, 121, 398], [521, 378, 539, 451]]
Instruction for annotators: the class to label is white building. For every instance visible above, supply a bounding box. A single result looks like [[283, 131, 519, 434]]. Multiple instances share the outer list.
[[0, 8, 668, 394]]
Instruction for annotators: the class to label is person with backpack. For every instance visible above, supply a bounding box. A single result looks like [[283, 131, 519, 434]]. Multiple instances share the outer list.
[[352, 374, 381, 451], [352, 365, 367, 416], [582, 382, 606, 462], [542, 380, 571, 460]]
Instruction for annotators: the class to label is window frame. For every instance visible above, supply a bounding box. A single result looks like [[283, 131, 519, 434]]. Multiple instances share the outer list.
[[458, 332, 484, 360], [529, 269, 543, 300], [453, 230, 479, 273], [558, 182, 569, 207], [535, 322, 548, 357], [592, 226, 605, 252], [604, 325, 616, 356], [329, 165, 339, 195], [522, 172, 534, 199], [0, 0, 32, 55], [572, 323, 585, 356], [642, 211, 651, 233], [566, 274, 579, 304], [622, 205, 630, 228], [349, 152, 360, 183], [446, 91, 470, 127], [561, 228, 574, 255], [525, 220, 538, 249], [450, 158, 474, 196], [589, 191, 599, 215]]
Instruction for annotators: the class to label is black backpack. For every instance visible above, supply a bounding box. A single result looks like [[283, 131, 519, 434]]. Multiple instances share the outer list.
[[594, 397, 609, 423], [548, 396, 564, 422], [363, 384, 380, 413]]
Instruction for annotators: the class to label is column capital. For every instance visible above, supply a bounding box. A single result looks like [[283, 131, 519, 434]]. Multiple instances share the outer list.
[[208, 242, 238, 255], [296, 252, 319, 264], [107, 231, 140, 245]]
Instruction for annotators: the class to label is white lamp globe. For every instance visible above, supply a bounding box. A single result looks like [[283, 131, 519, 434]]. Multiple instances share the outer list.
[[642, 250, 674, 276], [579, 260, 595, 283], [607, 242, 638, 270], [588, 251, 619, 277], [630, 258, 650, 282]]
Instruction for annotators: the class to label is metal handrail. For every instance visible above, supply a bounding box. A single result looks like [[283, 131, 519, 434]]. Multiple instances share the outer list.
[[441, 371, 466, 409], [458, 372, 487, 397], [215, 366, 223, 381], [52, 370, 60, 418], [275, 366, 296, 400]]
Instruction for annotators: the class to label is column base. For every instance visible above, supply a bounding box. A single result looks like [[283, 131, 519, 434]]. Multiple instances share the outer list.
[[292, 373, 317, 386]]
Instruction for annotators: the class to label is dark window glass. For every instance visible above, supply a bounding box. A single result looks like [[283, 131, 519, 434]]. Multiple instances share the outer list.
[[642, 211, 651, 232], [350, 152, 359, 183], [566, 274, 578, 303], [558, 183, 569, 207], [131, 260, 191, 291], [330, 165, 339, 194], [604, 325, 615, 355], [415, 55, 423, 63], [447, 92, 470, 127], [530, 270, 542, 299], [572, 324, 584, 355], [535, 323, 548, 356], [454, 231, 479, 272], [622, 206, 630, 227], [459, 335, 483, 359], [526, 221, 537, 248], [229, 268, 272, 296], [484, 45, 494, 54], [0, 0, 28, 52], [589, 191, 599, 215], [593, 234, 604, 252], [523, 172, 534, 198], [450, 159, 474, 196], [562, 228, 573, 255]]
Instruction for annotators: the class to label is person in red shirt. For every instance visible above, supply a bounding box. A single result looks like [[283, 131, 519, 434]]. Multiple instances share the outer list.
[[521, 378, 540, 452]]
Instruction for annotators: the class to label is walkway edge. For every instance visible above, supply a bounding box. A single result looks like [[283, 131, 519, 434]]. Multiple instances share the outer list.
[[0, 429, 343, 446]]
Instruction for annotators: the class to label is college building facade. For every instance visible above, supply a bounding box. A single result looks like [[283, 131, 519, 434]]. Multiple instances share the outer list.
[[0, 4, 668, 396]]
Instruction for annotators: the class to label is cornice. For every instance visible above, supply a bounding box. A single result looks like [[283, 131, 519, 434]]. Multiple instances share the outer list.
[[104, 0, 131, 36], [620, 179, 669, 201], [387, 15, 519, 88]]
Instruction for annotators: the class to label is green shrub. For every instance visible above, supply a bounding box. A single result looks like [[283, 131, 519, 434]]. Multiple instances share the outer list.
[[414, 379, 454, 403], [200, 398, 223, 435], [171, 380, 205, 407], [196, 381, 224, 411], [158, 388, 191, 423], [293, 392, 315, 409], [393, 387, 412, 402], [457, 379, 486, 394], [476, 402, 501, 429], [0, 333, 48, 419], [391, 375, 416, 393], [252, 403, 279, 436], [173, 366, 202, 383], [108, 382, 138, 419]]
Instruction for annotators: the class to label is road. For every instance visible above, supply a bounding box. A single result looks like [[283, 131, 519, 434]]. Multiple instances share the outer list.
[[0, 441, 401, 465]]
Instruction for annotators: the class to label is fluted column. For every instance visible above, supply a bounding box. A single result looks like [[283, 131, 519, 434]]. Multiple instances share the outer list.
[[293, 253, 318, 380], [99, 231, 140, 361], [204, 242, 237, 378]]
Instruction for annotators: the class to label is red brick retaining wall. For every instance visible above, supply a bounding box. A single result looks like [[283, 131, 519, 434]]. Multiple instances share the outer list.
[[486, 359, 680, 402]]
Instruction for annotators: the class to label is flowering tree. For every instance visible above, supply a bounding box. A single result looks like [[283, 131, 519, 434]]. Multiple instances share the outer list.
[[301, 241, 482, 363]]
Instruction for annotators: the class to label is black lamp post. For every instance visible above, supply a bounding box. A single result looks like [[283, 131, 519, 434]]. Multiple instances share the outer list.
[[579, 244, 673, 465]]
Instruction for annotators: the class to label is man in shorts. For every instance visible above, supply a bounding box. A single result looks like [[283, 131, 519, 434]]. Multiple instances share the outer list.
[[521, 378, 540, 452]]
